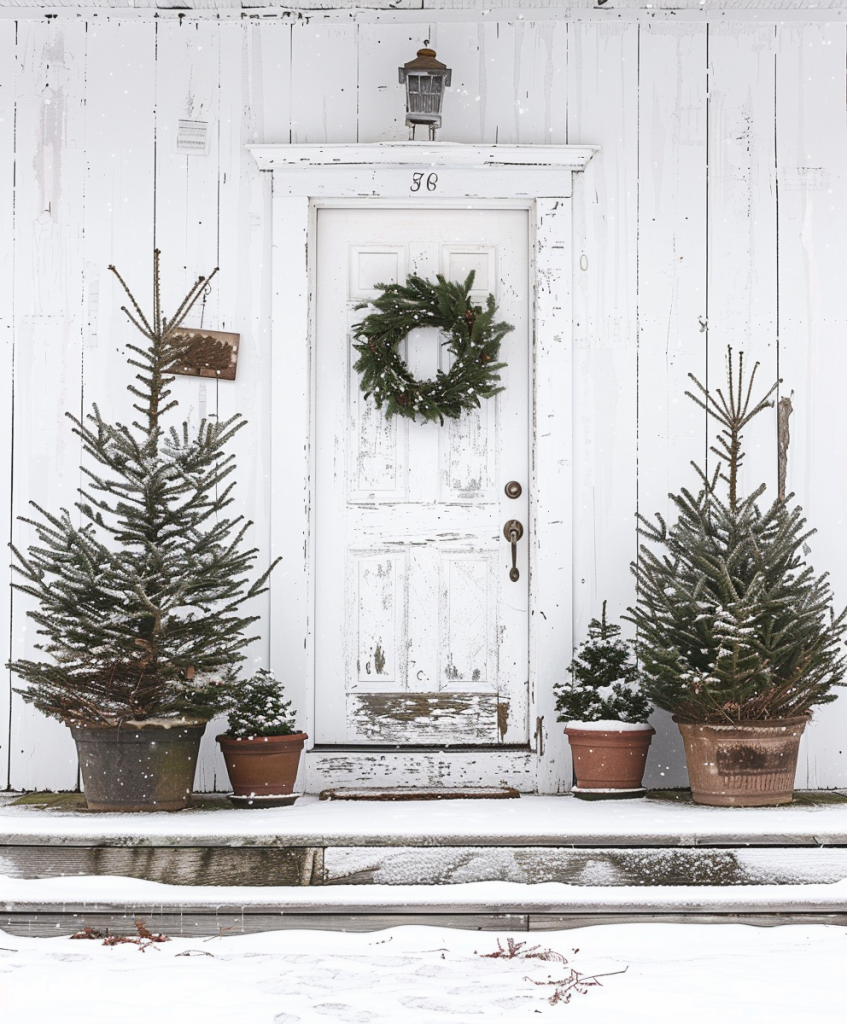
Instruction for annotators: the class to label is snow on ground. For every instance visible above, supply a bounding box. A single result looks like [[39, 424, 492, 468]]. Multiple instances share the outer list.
[[0, 921, 844, 1023]]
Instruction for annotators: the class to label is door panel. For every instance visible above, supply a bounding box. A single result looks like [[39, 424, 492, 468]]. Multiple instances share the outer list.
[[314, 207, 530, 746]]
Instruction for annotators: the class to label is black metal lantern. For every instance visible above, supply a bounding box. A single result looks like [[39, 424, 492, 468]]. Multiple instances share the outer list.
[[399, 47, 452, 141]]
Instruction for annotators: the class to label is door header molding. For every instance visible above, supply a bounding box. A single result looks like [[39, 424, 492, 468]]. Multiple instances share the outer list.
[[250, 142, 598, 170], [249, 142, 598, 199]]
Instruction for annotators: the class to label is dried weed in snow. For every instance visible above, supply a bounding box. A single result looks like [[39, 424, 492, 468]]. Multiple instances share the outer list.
[[478, 937, 574, 962], [71, 918, 169, 951], [478, 936, 627, 1006]]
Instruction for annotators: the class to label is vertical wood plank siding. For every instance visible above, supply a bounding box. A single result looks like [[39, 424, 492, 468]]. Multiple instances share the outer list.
[[1, 12, 845, 790], [10, 19, 88, 790], [775, 22, 847, 790], [637, 22, 708, 787], [0, 20, 15, 790], [568, 20, 639, 759]]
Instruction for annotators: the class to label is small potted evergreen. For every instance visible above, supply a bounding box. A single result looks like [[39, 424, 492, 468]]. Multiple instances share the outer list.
[[627, 349, 847, 806], [217, 670, 308, 807], [8, 253, 277, 811], [555, 603, 654, 799]]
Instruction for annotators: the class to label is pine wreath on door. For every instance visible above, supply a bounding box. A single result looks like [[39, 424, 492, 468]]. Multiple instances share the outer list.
[[314, 206, 530, 748]]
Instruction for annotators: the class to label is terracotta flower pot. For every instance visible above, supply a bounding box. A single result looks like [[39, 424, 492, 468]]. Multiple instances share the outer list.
[[564, 723, 655, 799], [675, 716, 809, 807], [217, 732, 308, 807], [71, 722, 205, 812]]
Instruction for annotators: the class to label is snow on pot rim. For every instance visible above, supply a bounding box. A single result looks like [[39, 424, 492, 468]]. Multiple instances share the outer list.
[[565, 720, 654, 732], [99, 717, 210, 729]]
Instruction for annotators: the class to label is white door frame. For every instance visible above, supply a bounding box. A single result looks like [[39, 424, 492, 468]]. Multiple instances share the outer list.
[[249, 142, 597, 793]]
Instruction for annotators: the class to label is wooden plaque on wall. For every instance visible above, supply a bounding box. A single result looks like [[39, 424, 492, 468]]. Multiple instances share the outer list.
[[170, 328, 240, 381]]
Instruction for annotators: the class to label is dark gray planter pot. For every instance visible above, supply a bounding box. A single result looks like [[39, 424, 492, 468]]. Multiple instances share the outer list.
[[71, 723, 206, 812]]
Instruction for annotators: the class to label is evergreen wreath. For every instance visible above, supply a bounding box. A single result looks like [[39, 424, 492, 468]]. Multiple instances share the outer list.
[[352, 271, 513, 424]]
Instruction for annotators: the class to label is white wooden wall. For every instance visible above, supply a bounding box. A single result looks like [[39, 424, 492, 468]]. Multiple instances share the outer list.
[[2, 7, 846, 791]]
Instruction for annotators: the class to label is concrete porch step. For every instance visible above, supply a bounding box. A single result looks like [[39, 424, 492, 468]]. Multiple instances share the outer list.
[[4, 839, 847, 888], [2, 876, 847, 937], [2, 792, 846, 888]]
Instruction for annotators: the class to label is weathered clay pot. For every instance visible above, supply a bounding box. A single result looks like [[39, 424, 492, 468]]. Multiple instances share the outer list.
[[71, 723, 205, 812], [675, 716, 809, 807], [217, 732, 307, 804], [564, 724, 655, 798]]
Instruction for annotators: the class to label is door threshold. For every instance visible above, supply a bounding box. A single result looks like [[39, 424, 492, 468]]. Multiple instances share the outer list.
[[318, 786, 521, 801], [310, 744, 532, 753], [306, 746, 537, 791]]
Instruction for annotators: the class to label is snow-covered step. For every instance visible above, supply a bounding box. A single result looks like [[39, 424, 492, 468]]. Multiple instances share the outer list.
[[2, 877, 847, 938], [3, 793, 847, 847], [2, 794, 846, 890]]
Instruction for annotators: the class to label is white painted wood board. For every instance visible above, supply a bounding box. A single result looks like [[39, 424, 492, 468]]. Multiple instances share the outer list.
[[250, 19, 292, 146], [151, 15, 221, 522], [9, 19, 88, 791], [636, 22, 708, 789], [533, 197, 574, 793], [268, 194, 312, 764], [707, 22, 779, 501], [0, 20, 14, 790], [203, 21, 277, 792], [306, 749, 537, 792], [290, 22, 358, 145], [79, 18, 157, 796], [432, 20, 569, 146], [568, 21, 639, 704], [269, 166, 573, 200], [151, 19, 230, 791], [153, 19, 221, 300], [775, 21, 847, 790], [251, 142, 595, 170]]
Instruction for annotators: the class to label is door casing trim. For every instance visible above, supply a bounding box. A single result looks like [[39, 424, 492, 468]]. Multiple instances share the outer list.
[[250, 143, 597, 793]]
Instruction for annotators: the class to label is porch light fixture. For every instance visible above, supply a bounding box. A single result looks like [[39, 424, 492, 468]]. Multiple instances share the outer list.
[[399, 46, 452, 141]]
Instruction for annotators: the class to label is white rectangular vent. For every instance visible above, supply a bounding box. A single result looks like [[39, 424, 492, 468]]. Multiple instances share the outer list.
[[176, 120, 209, 155]]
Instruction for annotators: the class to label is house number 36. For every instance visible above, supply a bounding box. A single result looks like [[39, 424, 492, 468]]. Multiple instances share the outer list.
[[410, 172, 438, 192]]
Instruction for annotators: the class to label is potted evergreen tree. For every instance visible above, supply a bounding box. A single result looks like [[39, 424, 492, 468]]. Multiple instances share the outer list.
[[555, 603, 654, 799], [8, 252, 277, 811], [627, 349, 847, 806], [217, 670, 307, 807]]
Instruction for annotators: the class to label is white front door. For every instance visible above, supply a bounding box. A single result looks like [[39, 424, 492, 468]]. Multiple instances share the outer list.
[[314, 207, 530, 749]]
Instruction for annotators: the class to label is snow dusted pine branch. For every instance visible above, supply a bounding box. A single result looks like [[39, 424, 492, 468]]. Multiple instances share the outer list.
[[627, 346, 847, 724], [8, 251, 280, 725]]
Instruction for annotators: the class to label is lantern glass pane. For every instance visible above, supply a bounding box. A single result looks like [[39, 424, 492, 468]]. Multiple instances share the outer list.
[[407, 73, 443, 115]]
